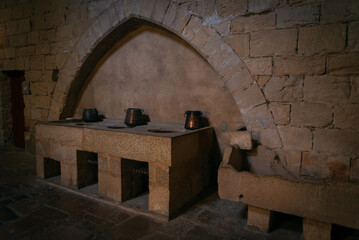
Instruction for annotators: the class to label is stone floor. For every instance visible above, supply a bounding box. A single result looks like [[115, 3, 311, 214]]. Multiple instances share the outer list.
[[0, 147, 356, 240]]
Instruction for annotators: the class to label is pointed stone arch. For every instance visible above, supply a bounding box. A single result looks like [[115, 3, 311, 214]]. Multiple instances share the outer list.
[[48, 0, 280, 148]]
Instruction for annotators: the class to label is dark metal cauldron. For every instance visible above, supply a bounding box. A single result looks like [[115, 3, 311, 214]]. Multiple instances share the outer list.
[[82, 108, 99, 122], [184, 111, 202, 130], [124, 108, 144, 127]]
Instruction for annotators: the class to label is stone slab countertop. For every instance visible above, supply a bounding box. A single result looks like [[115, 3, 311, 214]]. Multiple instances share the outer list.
[[39, 118, 212, 138]]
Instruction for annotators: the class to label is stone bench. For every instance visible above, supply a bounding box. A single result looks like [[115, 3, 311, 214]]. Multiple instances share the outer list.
[[218, 145, 359, 240]]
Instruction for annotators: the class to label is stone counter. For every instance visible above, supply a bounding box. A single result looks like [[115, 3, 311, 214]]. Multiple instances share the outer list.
[[35, 119, 215, 218]]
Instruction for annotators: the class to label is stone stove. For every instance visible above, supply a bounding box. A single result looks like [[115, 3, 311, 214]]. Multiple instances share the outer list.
[[35, 119, 214, 218]]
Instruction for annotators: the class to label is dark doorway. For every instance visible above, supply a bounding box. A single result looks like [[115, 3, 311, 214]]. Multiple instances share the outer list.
[[8, 71, 25, 148]]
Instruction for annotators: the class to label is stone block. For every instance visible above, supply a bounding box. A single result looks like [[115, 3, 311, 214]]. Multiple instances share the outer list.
[[108, 155, 122, 176], [45, 55, 55, 69], [334, 104, 359, 130], [321, 0, 359, 24], [250, 29, 297, 57], [212, 20, 230, 36], [256, 76, 271, 88], [351, 77, 359, 103], [302, 152, 350, 181], [16, 57, 25, 70], [234, 84, 266, 111], [98, 172, 122, 202], [223, 60, 253, 93], [61, 163, 78, 189], [216, 0, 247, 17], [36, 140, 50, 157], [351, 158, 359, 183], [149, 185, 169, 216], [4, 48, 15, 58], [303, 75, 350, 103], [298, 24, 346, 55], [303, 219, 331, 240], [16, 46, 35, 57], [278, 126, 312, 151], [163, 3, 190, 33], [150, 162, 169, 186], [230, 131, 252, 150], [55, 53, 69, 69], [260, 128, 282, 149], [27, 31, 39, 45], [348, 21, 359, 51], [36, 124, 83, 146], [201, 32, 225, 58], [284, 151, 301, 176], [289, 0, 322, 5], [51, 143, 77, 164], [3, 59, 16, 70], [17, 18, 31, 34], [269, 103, 290, 125], [31, 82, 50, 96], [139, 0, 156, 19], [247, 145, 290, 177], [231, 12, 275, 34], [151, 0, 170, 24], [29, 55, 45, 70], [222, 146, 243, 171], [247, 206, 274, 232], [36, 155, 45, 178], [273, 55, 325, 76], [314, 129, 359, 157], [31, 95, 51, 109], [276, 4, 319, 28], [248, 0, 280, 13], [181, 15, 202, 42], [291, 103, 332, 127], [327, 53, 359, 75], [241, 104, 275, 131], [191, 26, 216, 50], [97, 154, 108, 171], [263, 76, 303, 102], [83, 128, 171, 166], [25, 70, 41, 82], [224, 34, 249, 57], [243, 57, 272, 76], [209, 44, 240, 75]]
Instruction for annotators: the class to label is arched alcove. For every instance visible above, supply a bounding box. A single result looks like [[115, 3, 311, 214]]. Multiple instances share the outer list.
[[74, 24, 244, 152]]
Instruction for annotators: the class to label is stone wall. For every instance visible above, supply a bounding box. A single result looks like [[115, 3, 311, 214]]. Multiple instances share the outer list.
[[0, 0, 358, 183]]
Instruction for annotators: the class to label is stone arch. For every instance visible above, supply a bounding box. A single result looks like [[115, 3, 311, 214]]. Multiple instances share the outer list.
[[48, 0, 281, 150]]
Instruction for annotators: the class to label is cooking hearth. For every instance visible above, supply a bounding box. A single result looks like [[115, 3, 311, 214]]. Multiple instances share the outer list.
[[35, 119, 215, 218]]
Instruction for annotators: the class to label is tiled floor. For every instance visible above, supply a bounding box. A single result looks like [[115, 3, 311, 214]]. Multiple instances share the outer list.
[[0, 147, 328, 240]]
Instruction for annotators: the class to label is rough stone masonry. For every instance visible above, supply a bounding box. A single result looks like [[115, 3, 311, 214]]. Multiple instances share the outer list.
[[0, 0, 358, 184]]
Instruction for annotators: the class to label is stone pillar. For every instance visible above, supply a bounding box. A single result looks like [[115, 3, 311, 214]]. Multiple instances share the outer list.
[[303, 218, 332, 240], [148, 162, 170, 217], [247, 206, 274, 232], [98, 154, 123, 202]]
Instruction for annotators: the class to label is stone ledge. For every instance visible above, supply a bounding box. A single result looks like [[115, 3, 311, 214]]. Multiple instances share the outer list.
[[218, 161, 359, 230]]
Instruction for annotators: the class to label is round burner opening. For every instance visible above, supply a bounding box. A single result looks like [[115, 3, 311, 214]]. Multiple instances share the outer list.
[[107, 126, 126, 129], [147, 129, 178, 133]]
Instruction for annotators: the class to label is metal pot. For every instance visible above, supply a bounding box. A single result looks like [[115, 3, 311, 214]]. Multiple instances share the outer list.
[[184, 111, 202, 130], [82, 108, 99, 122], [124, 108, 144, 127]]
